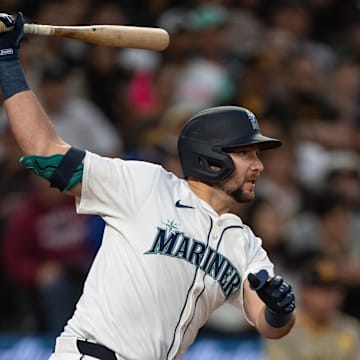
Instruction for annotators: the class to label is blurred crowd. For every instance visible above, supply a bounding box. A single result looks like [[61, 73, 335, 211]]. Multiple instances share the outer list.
[[0, 0, 360, 358]]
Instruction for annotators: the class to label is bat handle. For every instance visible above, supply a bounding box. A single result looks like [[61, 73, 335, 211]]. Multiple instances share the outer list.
[[23, 23, 53, 36], [0, 20, 52, 35]]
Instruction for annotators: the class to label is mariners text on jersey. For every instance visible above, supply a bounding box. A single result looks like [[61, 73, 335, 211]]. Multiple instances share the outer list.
[[145, 226, 242, 298]]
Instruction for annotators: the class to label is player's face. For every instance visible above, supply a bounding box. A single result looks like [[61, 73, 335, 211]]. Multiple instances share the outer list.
[[217, 145, 264, 203]]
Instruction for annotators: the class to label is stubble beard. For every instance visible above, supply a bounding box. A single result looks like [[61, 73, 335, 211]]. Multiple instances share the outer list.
[[229, 187, 255, 203], [217, 179, 255, 204]]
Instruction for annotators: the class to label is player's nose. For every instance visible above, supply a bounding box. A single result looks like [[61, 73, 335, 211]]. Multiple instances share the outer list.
[[252, 157, 264, 174]]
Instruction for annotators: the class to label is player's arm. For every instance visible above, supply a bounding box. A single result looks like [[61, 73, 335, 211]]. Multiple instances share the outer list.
[[5, 91, 70, 156], [243, 270, 296, 339], [0, 13, 82, 196]]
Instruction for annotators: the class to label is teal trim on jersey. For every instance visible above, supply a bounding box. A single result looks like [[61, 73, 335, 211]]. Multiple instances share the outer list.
[[19, 154, 84, 190]]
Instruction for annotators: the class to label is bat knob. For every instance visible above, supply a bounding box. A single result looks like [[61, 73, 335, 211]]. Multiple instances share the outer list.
[[0, 13, 15, 33]]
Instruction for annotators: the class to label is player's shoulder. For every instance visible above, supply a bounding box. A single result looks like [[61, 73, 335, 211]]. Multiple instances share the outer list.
[[240, 222, 265, 247], [86, 151, 180, 181], [125, 160, 184, 194], [239, 222, 255, 237], [124, 159, 171, 176]]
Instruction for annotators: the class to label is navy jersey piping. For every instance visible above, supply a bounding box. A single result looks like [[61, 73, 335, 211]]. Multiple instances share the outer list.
[[166, 217, 213, 359], [181, 224, 243, 340]]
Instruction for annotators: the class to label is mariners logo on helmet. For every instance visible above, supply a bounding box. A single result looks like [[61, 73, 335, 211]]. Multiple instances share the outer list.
[[246, 110, 259, 131], [177, 106, 282, 184]]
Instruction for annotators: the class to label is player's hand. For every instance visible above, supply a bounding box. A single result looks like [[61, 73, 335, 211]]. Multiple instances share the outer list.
[[248, 269, 295, 314], [0, 12, 25, 60]]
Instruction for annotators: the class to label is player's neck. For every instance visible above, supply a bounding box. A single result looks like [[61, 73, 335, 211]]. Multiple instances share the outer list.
[[187, 179, 241, 216]]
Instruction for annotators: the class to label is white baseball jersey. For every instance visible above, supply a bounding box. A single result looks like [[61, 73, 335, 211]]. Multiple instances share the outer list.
[[57, 151, 274, 359]]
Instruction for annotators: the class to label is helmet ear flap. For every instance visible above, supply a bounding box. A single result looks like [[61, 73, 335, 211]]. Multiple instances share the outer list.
[[198, 156, 226, 174], [180, 146, 235, 184], [198, 156, 218, 171]]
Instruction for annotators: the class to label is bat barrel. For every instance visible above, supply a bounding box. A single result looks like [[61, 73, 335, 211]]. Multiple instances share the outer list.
[[24, 24, 170, 51]]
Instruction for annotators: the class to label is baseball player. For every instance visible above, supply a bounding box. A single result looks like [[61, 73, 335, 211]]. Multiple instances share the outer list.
[[0, 13, 295, 360]]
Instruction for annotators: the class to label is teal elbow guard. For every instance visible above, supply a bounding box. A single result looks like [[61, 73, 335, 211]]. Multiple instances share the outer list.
[[20, 147, 85, 191]]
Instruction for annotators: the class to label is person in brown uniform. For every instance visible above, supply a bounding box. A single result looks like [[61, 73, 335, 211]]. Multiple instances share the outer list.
[[266, 254, 360, 360]]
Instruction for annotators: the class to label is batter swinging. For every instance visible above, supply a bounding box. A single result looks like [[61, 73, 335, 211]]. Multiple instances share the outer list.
[[0, 12, 295, 360]]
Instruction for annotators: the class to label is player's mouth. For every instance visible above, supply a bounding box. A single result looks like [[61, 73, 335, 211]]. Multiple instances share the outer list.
[[246, 178, 257, 189]]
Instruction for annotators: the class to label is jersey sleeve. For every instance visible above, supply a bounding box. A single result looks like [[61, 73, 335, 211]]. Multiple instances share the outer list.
[[228, 225, 274, 325], [242, 227, 274, 279], [76, 151, 161, 219]]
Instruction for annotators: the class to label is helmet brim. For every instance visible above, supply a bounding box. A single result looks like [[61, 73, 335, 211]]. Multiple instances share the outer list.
[[222, 133, 282, 151]]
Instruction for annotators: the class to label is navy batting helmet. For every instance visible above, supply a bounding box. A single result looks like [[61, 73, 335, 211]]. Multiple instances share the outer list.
[[177, 106, 282, 183]]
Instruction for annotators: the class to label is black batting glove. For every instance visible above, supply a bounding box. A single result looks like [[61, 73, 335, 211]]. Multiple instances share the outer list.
[[248, 269, 295, 327], [0, 12, 25, 60]]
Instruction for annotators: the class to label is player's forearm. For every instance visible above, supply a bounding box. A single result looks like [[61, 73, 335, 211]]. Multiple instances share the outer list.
[[4, 90, 69, 156], [0, 14, 67, 156]]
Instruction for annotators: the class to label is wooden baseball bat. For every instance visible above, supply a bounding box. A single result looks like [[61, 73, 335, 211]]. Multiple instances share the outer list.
[[0, 22, 170, 51]]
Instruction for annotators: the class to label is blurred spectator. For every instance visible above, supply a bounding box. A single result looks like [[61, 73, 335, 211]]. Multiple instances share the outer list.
[[332, 7, 360, 61], [281, 54, 336, 131], [125, 0, 174, 26], [37, 60, 123, 157], [2, 176, 96, 334], [256, 143, 303, 222], [235, 53, 279, 118], [265, 0, 336, 70], [170, 4, 236, 108], [265, 254, 360, 360], [285, 189, 360, 318], [354, 115, 360, 153], [33, 0, 92, 26], [129, 103, 201, 175], [120, 48, 163, 133], [265, 0, 311, 39], [82, 44, 131, 139], [223, 1, 266, 61], [324, 60, 360, 123], [0, 125, 31, 332], [0, 263, 20, 331], [0, 0, 26, 14], [29, 0, 94, 67], [88, 1, 128, 26], [235, 28, 297, 123], [307, 0, 355, 45], [0, 124, 31, 234], [321, 151, 360, 318], [323, 150, 360, 211], [156, 6, 195, 111], [243, 196, 298, 278], [155, 104, 201, 176], [286, 190, 359, 261], [275, 53, 355, 189]]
